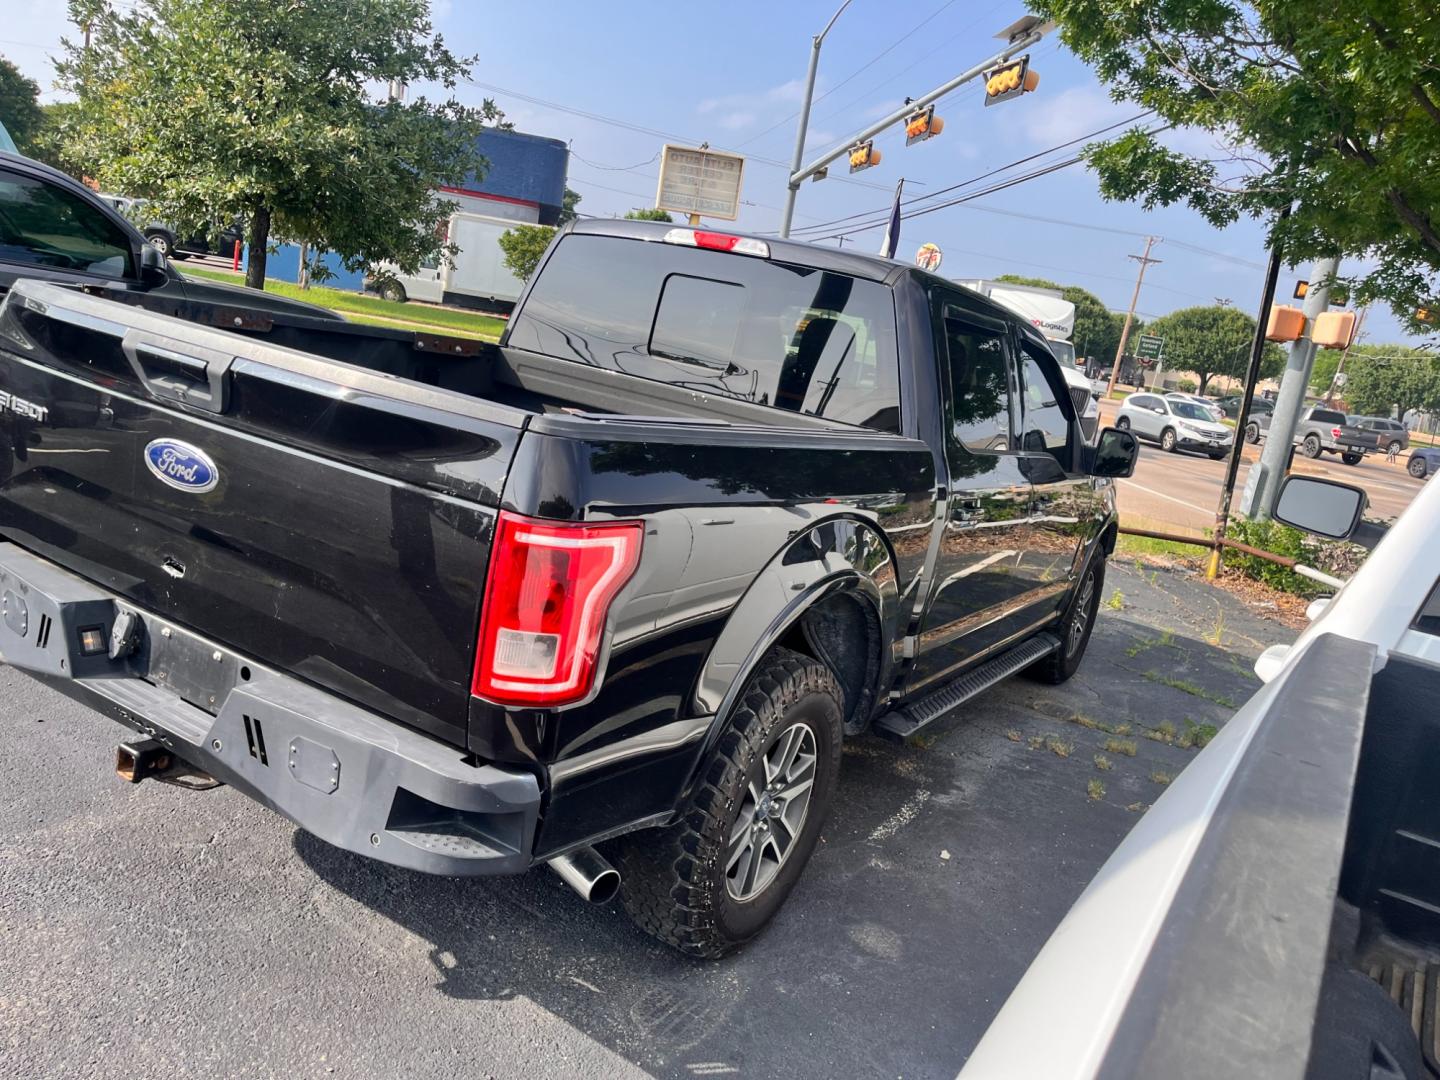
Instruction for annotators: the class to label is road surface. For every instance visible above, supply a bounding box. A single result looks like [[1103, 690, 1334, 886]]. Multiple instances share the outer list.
[[1098, 400, 1425, 532]]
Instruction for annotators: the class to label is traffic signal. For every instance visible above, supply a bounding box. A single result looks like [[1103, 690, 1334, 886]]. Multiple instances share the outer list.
[[904, 104, 945, 145], [1417, 306, 1435, 325], [1293, 280, 1309, 299], [848, 141, 881, 172], [984, 55, 1039, 107]]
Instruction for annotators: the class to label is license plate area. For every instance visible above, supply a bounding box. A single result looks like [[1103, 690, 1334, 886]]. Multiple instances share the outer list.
[[142, 616, 243, 715]]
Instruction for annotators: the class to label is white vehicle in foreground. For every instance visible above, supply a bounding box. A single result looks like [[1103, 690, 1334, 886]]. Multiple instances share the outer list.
[[963, 473, 1440, 1080]]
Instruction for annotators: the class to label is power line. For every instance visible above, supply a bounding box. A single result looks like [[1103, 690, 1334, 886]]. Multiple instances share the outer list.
[[466, 79, 896, 194], [783, 111, 1155, 237], [569, 149, 658, 172], [732, 0, 963, 150]]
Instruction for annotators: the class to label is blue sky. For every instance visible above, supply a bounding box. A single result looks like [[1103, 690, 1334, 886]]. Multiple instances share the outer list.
[[1, 0, 1415, 346]]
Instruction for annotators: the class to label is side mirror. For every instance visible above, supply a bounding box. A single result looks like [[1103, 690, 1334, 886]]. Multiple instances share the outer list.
[[139, 242, 170, 289], [1086, 426, 1138, 479], [1273, 476, 1366, 540]]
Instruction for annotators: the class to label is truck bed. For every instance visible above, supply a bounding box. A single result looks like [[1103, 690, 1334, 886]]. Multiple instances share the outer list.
[[0, 280, 886, 747]]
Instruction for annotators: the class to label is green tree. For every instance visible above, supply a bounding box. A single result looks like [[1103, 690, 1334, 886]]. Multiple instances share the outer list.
[[558, 187, 582, 225], [1032, 0, 1440, 333], [1142, 305, 1283, 394], [995, 274, 1126, 363], [498, 224, 555, 282], [54, 0, 505, 289], [624, 207, 674, 222], [1341, 346, 1440, 421], [0, 55, 44, 154]]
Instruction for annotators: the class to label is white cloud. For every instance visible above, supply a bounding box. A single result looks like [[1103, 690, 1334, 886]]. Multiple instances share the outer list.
[[1017, 85, 1135, 146], [696, 78, 812, 129]]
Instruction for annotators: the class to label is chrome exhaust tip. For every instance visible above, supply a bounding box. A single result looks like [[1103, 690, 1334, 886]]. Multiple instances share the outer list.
[[548, 846, 621, 904]]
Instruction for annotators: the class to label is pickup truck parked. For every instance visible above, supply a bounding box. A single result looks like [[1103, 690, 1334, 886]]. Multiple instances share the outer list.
[[1245, 405, 1381, 465], [0, 219, 1136, 957], [964, 472, 1440, 1080]]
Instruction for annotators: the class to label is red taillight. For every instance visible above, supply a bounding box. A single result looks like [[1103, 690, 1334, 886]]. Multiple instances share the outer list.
[[473, 512, 642, 707], [1332, 426, 1343, 439], [693, 230, 740, 251]]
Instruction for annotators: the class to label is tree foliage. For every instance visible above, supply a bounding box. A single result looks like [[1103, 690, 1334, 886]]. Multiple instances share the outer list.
[[558, 187, 582, 225], [498, 224, 555, 282], [53, 0, 506, 288], [1340, 345, 1440, 421], [1142, 305, 1284, 393], [624, 207, 674, 222], [1032, 0, 1440, 332], [0, 56, 44, 154], [994, 274, 1126, 362]]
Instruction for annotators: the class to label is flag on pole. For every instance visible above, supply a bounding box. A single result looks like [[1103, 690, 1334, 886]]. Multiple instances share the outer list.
[[878, 178, 904, 259]]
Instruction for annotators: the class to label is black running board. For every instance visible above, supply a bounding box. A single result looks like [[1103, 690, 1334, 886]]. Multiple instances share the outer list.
[[876, 632, 1060, 740]]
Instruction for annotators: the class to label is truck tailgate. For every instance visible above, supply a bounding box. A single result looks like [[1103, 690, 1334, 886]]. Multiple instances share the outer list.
[[0, 281, 526, 746]]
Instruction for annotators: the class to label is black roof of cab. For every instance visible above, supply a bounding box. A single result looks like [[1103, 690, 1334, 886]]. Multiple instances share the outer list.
[[563, 217, 1055, 353]]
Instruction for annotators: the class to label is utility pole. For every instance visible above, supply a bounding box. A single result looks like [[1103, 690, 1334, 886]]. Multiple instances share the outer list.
[[777, 0, 853, 240], [1105, 237, 1161, 397], [1324, 305, 1368, 403], [1245, 255, 1341, 520]]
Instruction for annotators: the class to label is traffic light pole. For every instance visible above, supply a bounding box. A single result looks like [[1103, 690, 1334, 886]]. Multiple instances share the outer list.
[[1245, 255, 1341, 520], [777, 0, 853, 240], [778, 25, 1047, 238]]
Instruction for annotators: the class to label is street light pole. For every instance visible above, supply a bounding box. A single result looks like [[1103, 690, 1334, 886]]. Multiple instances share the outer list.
[[778, 0, 852, 239]]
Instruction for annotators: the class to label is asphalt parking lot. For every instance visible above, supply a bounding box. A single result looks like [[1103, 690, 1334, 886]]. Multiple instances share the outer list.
[[0, 560, 1292, 1080]]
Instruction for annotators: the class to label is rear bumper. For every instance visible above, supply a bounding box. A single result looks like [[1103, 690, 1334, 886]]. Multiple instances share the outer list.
[[0, 542, 541, 876]]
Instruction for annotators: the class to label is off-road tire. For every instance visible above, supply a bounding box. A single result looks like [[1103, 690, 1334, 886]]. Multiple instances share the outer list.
[[616, 649, 843, 959], [1027, 554, 1106, 685], [1160, 427, 1178, 453], [1302, 434, 1322, 458], [1244, 421, 1260, 444]]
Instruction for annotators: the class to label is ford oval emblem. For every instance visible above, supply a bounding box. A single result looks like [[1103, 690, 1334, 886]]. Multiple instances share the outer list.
[[144, 438, 219, 493]]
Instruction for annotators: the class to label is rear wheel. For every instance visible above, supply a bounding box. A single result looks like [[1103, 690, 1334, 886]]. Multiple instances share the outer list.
[[1028, 555, 1105, 685], [1115, 416, 1131, 432], [1244, 421, 1260, 444], [144, 231, 172, 258], [1411, 456, 1429, 479], [1340, 452, 1363, 466], [1208, 451, 1226, 460], [1160, 427, 1178, 453], [1302, 434, 1322, 458], [379, 281, 407, 303], [617, 649, 843, 959]]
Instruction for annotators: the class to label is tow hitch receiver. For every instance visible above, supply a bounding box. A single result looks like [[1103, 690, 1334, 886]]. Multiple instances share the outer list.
[[116, 739, 172, 783]]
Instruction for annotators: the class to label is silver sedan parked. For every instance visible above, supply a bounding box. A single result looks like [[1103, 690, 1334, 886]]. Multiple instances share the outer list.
[[1116, 391, 1235, 459]]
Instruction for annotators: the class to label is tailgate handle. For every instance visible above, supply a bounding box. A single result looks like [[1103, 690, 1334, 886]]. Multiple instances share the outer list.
[[121, 331, 235, 414]]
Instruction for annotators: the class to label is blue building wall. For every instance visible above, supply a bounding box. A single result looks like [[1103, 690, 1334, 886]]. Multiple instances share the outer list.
[[243, 243, 366, 291], [465, 128, 569, 223]]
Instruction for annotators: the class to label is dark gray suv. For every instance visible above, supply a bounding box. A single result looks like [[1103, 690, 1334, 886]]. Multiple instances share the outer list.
[[1351, 416, 1409, 455]]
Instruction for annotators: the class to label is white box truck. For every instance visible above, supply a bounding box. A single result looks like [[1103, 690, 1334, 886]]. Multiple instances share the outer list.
[[371, 212, 526, 312], [956, 279, 1101, 439]]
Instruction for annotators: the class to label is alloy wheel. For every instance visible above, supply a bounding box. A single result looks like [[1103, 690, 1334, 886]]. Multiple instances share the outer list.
[[1068, 569, 1097, 656], [725, 722, 818, 902]]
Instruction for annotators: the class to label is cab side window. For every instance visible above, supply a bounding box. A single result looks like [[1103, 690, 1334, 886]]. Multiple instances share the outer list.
[[0, 168, 136, 280], [938, 304, 1013, 453], [1018, 344, 1072, 459]]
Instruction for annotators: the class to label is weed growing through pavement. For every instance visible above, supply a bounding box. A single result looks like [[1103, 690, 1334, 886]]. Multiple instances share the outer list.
[[1093, 754, 1113, 771], [1150, 771, 1174, 786], [1143, 670, 1237, 709], [1126, 802, 1148, 812], [1028, 735, 1045, 750], [1087, 779, 1106, 800], [1104, 738, 1138, 757], [1045, 736, 1074, 758], [1005, 729, 1024, 743], [1106, 589, 1125, 611]]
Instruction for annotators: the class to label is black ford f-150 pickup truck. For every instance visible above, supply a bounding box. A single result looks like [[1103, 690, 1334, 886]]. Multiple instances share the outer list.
[[0, 219, 1136, 956]]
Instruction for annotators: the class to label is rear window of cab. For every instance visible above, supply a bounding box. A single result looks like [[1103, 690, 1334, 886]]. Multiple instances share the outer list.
[[507, 233, 902, 433]]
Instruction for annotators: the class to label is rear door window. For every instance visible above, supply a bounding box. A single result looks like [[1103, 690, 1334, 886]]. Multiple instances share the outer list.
[[1310, 409, 1346, 425], [508, 233, 901, 432]]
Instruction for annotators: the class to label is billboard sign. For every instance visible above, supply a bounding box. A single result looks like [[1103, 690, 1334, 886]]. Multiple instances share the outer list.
[[656, 145, 745, 221]]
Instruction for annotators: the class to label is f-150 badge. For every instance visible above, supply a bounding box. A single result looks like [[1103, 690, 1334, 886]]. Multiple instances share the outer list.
[[144, 439, 218, 493]]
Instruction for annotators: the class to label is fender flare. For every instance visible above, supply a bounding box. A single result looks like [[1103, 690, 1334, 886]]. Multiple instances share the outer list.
[[684, 516, 901, 783]]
